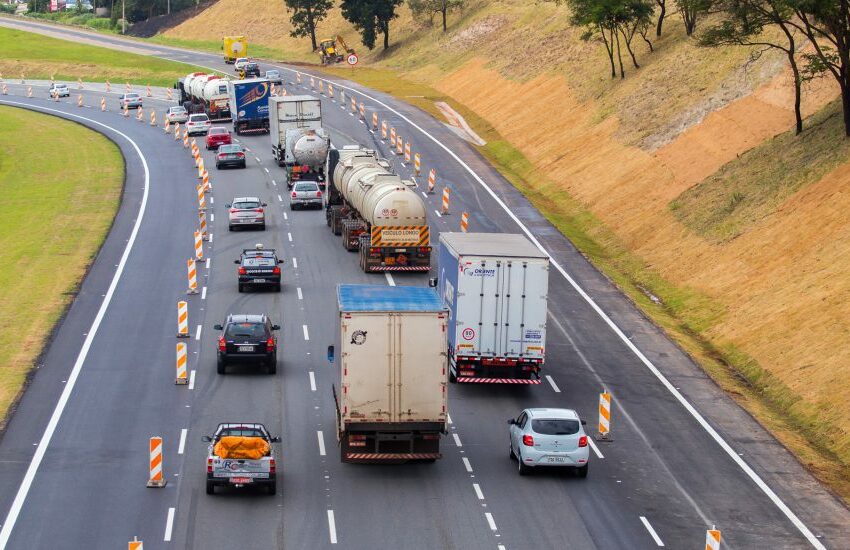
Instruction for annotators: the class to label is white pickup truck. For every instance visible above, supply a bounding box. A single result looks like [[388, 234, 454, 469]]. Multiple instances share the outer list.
[[203, 423, 280, 495]]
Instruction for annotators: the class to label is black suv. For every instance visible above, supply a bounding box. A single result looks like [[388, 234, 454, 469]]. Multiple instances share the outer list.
[[236, 245, 283, 292], [214, 314, 280, 374]]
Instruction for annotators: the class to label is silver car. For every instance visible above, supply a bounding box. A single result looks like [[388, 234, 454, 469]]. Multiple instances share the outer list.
[[289, 181, 323, 210], [186, 113, 211, 136], [508, 408, 590, 477], [227, 197, 266, 230], [166, 106, 189, 124]]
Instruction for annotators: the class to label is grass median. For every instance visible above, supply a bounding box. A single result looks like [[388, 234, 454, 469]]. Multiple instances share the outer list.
[[0, 105, 123, 429]]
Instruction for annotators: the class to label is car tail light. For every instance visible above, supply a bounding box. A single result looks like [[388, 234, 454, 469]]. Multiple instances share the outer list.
[[316, 191, 322, 198], [272, 266, 281, 275], [522, 435, 534, 447], [207, 458, 213, 473], [266, 337, 276, 352], [578, 435, 588, 448], [255, 208, 263, 213], [217, 336, 226, 352], [291, 192, 297, 198], [238, 267, 246, 275], [269, 458, 276, 474]]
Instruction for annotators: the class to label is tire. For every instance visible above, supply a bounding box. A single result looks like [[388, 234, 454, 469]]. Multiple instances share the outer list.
[[217, 359, 226, 375], [517, 451, 530, 476], [206, 481, 215, 495], [575, 464, 589, 478]]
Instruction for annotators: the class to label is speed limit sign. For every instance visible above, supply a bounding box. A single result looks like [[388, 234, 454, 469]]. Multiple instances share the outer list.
[[347, 53, 359, 66]]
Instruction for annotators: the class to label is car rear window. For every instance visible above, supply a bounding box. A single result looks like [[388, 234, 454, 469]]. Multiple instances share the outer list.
[[225, 322, 266, 339], [233, 200, 260, 209], [532, 419, 580, 436], [294, 183, 319, 192]]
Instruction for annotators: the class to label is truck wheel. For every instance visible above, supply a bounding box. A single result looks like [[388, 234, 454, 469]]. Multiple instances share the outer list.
[[206, 481, 215, 495], [217, 359, 226, 375], [575, 464, 589, 478]]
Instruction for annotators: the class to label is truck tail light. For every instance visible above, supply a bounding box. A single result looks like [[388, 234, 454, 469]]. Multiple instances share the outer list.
[[522, 435, 534, 447], [578, 435, 588, 448], [266, 337, 276, 352], [218, 336, 226, 352], [269, 458, 276, 474], [272, 266, 281, 275], [238, 267, 247, 275], [207, 458, 213, 473]]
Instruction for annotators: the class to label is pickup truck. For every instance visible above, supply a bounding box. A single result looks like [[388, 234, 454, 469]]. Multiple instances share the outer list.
[[203, 423, 280, 495]]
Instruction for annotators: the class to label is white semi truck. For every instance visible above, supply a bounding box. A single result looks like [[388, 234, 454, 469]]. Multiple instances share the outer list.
[[268, 95, 330, 186], [329, 284, 448, 463]]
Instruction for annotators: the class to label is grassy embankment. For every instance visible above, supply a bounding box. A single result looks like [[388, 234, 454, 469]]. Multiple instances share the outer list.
[[0, 26, 206, 86], [0, 106, 123, 429]]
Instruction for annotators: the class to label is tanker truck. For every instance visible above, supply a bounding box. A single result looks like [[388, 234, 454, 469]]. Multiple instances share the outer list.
[[325, 146, 432, 273], [268, 96, 330, 187]]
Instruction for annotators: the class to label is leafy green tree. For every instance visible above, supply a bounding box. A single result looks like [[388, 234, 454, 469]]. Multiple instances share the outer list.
[[341, 0, 404, 50], [285, 0, 334, 51], [408, 0, 464, 32]]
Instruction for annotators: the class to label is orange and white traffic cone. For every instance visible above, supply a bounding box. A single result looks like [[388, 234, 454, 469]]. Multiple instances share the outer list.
[[146, 436, 167, 488], [77, 94, 83, 107], [381, 121, 388, 140], [176, 301, 189, 338], [404, 142, 412, 164], [414, 153, 421, 177], [705, 528, 721, 550], [396, 135, 404, 156], [460, 212, 469, 232], [186, 258, 199, 294], [197, 184, 206, 211], [199, 210, 209, 241], [597, 391, 612, 441], [372, 112, 378, 131], [175, 342, 188, 385], [146, 84, 152, 98], [128, 536, 143, 550], [441, 187, 451, 215], [427, 169, 436, 194], [328, 83, 334, 98], [194, 229, 203, 260]]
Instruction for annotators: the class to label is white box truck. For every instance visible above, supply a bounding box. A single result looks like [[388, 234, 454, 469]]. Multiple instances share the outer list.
[[329, 284, 448, 463], [268, 95, 330, 185], [438, 233, 550, 384]]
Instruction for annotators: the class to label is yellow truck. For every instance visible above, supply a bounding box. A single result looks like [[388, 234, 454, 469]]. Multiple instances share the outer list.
[[222, 36, 247, 64]]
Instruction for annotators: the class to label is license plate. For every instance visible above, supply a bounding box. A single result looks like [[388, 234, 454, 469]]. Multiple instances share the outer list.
[[230, 477, 252, 484], [253, 279, 266, 283], [547, 456, 567, 463], [238, 346, 255, 352]]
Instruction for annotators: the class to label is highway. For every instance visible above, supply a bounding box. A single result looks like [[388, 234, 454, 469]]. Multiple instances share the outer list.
[[1, 17, 849, 549]]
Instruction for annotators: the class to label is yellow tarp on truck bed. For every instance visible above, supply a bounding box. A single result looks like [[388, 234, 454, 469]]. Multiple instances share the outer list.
[[214, 436, 269, 460]]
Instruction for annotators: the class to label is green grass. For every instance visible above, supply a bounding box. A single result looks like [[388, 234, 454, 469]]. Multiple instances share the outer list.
[[0, 106, 123, 428], [0, 26, 207, 86], [673, 101, 850, 241]]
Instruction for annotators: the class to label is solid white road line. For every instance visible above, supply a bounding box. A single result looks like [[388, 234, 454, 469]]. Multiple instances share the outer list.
[[303, 325, 309, 341], [188, 370, 196, 390], [309, 371, 316, 392], [484, 512, 497, 531], [462, 457, 473, 473], [201, 286, 207, 300], [545, 375, 560, 393], [297, 287, 303, 300], [292, 257, 297, 268], [587, 438, 604, 460], [317, 431, 326, 456], [640, 516, 665, 547], [288, 232, 293, 242], [195, 324, 202, 341], [453, 433, 462, 447], [385, 273, 395, 286], [327, 510, 338, 544], [164, 507, 175, 542], [473, 483, 484, 500], [0, 103, 151, 550], [178, 429, 187, 455]]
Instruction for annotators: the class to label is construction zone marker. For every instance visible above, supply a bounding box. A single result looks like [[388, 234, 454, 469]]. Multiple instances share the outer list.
[[441, 187, 451, 215], [414, 153, 421, 176], [177, 301, 190, 338], [460, 212, 469, 232], [146, 436, 167, 488], [187, 258, 199, 294], [705, 528, 721, 550], [427, 169, 436, 194], [194, 229, 204, 260], [175, 342, 188, 385], [597, 391, 612, 441]]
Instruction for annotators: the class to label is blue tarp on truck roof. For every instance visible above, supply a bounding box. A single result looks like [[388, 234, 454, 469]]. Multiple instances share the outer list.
[[338, 284, 444, 313]]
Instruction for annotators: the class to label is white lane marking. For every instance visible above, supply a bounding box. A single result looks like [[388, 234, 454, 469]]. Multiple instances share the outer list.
[[434, 210, 442, 218], [640, 516, 665, 547], [210, 213, 214, 222], [288, 232, 293, 242], [327, 510, 338, 544], [0, 102, 151, 550], [485, 512, 497, 531], [297, 287, 303, 300], [384, 273, 395, 286], [195, 324, 202, 341], [462, 457, 472, 473], [452, 433, 462, 447], [178, 429, 187, 455], [292, 257, 297, 268], [447, 413, 453, 425], [201, 286, 207, 300], [317, 431, 326, 456], [303, 325, 310, 341], [587, 438, 604, 460], [264, 167, 269, 174], [189, 370, 196, 390], [309, 371, 316, 392], [473, 483, 484, 500], [205, 258, 210, 269], [164, 507, 175, 542], [545, 375, 560, 393], [277, 194, 283, 202], [283, 212, 288, 220]]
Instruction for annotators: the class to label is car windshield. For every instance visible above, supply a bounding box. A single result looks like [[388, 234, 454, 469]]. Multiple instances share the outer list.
[[190, 115, 208, 122], [219, 145, 243, 153], [294, 183, 319, 192], [532, 419, 580, 436], [233, 200, 260, 209], [209, 128, 228, 135], [225, 322, 266, 339]]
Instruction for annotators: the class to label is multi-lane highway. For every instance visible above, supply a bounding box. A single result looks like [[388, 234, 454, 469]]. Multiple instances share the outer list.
[[0, 17, 849, 549]]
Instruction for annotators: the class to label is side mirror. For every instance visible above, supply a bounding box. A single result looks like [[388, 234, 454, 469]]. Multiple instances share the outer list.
[[201, 436, 212, 442], [272, 324, 281, 330], [507, 418, 516, 425], [234, 259, 240, 264], [270, 436, 281, 443], [327, 345, 335, 363], [580, 420, 587, 426], [213, 324, 223, 330], [428, 277, 438, 288]]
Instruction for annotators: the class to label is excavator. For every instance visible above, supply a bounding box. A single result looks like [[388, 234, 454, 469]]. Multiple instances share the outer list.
[[319, 35, 355, 65]]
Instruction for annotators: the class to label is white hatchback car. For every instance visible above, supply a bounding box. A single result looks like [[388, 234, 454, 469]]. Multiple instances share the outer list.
[[508, 408, 590, 477], [186, 113, 211, 136]]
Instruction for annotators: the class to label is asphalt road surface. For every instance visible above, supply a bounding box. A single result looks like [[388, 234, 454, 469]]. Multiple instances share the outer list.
[[0, 17, 849, 550]]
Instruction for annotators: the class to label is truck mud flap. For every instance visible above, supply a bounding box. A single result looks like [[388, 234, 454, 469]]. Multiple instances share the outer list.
[[345, 453, 441, 461], [457, 377, 541, 384]]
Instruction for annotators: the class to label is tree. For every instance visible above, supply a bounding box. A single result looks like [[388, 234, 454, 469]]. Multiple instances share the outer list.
[[285, 0, 333, 51], [408, 0, 464, 32], [341, 0, 404, 50], [701, 0, 804, 134], [675, 0, 713, 35]]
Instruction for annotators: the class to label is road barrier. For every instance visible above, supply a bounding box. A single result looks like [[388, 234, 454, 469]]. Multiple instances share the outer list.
[[351, 96, 357, 114], [390, 127, 396, 146], [146, 436, 167, 488], [173, 122, 180, 140], [100, 97, 106, 111], [197, 184, 206, 211], [705, 528, 721, 550], [177, 301, 189, 338], [427, 169, 436, 194], [175, 342, 188, 385], [460, 212, 469, 232], [187, 258, 199, 294], [136, 107, 144, 122], [105, 79, 111, 92], [414, 153, 421, 176], [146, 84, 152, 98], [199, 210, 209, 241], [381, 120, 388, 140], [359, 102, 366, 120], [129, 536, 143, 550], [194, 229, 204, 260], [26, 86, 32, 98], [164, 119, 171, 133], [328, 83, 334, 98], [150, 110, 157, 126], [404, 142, 412, 164], [441, 187, 451, 215], [598, 391, 612, 440], [396, 135, 404, 156], [77, 94, 83, 107]]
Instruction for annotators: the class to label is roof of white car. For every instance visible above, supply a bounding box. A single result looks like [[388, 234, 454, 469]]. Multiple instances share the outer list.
[[528, 408, 579, 420]]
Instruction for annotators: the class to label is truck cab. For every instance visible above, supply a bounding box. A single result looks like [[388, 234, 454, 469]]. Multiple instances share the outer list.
[[203, 423, 279, 494]]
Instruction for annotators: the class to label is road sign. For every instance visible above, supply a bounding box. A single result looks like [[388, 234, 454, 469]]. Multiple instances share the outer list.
[[347, 53, 359, 66]]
